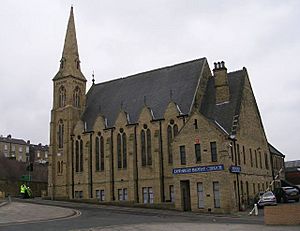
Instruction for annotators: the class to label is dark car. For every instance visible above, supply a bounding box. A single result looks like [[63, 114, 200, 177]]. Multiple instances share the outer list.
[[273, 187, 300, 203], [255, 191, 277, 208]]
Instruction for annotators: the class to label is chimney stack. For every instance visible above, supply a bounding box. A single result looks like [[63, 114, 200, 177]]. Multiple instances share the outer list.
[[213, 61, 230, 104]]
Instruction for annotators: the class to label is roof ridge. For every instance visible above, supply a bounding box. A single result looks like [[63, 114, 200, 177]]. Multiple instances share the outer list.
[[93, 57, 206, 87]]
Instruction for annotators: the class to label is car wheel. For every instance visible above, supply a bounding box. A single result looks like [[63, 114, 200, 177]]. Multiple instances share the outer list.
[[283, 196, 288, 203]]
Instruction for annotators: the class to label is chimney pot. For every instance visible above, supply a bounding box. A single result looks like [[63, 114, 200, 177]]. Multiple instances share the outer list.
[[221, 61, 225, 68]]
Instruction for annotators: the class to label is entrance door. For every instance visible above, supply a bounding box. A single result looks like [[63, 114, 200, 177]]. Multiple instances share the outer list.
[[180, 180, 191, 211]]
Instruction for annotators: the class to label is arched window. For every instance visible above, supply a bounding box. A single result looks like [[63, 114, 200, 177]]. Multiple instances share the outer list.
[[117, 134, 122, 168], [122, 133, 127, 168], [59, 86, 66, 108], [95, 135, 105, 171], [141, 126, 152, 166], [167, 125, 172, 163], [141, 130, 146, 166], [58, 120, 64, 149], [75, 140, 79, 172], [117, 130, 127, 169], [80, 139, 83, 172], [173, 124, 178, 137], [73, 87, 81, 108], [146, 129, 152, 165], [167, 122, 179, 164]]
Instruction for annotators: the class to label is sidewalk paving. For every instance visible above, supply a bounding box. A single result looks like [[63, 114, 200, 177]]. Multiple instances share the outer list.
[[0, 201, 79, 225]]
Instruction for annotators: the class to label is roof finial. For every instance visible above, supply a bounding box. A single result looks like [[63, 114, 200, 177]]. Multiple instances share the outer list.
[[143, 96, 147, 106], [120, 101, 124, 110], [170, 89, 173, 101], [92, 70, 95, 85]]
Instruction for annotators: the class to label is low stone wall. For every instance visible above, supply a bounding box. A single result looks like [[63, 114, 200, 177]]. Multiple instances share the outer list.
[[264, 203, 300, 225]]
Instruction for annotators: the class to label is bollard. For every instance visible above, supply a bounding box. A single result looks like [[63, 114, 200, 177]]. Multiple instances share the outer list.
[[254, 203, 258, 216]]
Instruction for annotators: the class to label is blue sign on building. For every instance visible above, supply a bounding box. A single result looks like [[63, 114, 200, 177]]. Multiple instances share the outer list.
[[229, 166, 241, 173], [172, 164, 224, 175]]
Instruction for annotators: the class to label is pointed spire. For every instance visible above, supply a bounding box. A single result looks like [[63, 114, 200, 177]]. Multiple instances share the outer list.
[[54, 6, 86, 81], [62, 6, 79, 59]]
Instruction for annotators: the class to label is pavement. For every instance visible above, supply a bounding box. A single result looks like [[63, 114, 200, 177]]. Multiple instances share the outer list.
[[0, 199, 79, 226], [0, 198, 299, 231]]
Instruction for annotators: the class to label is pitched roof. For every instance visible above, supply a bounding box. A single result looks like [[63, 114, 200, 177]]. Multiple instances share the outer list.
[[82, 58, 206, 130], [200, 69, 246, 133], [268, 143, 285, 157], [0, 136, 27, 145]]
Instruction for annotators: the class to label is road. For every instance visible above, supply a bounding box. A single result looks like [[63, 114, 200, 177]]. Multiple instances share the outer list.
[[0, 199, 298, 231]]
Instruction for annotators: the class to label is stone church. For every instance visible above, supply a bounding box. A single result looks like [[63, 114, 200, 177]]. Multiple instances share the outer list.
[[48, 7, 276, 213]]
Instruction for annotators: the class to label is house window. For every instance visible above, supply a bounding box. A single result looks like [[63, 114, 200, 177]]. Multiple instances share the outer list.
[[58, 86, 66, 107], [80, 140, 83, 172], [210, 142, 217, 162], [37, 151, 40, 158], [197, 182, 205, 208], [141, 128, 152, 166], [73, 86, 81, 108], [253, 183, 256, 194], [12, 145, 15, 152], [58, 119, 64, 149], [195, 144, 201, 162], [4, 144, 7, 150], [118, 188, 128, 201], [213, 182, 220, 208], [57, 161, 63, 174], [96, 190, 105, 201], [179, 145, 186, 165], [142, 187, 154, 204], [95, 136, 104, 171], [117, 131, 127, 169], [169, 185, 174, 202], [19, 147, 23, 153]]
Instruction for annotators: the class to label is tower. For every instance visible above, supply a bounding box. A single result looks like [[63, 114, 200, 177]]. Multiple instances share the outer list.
[[48, 7, 86, 199]]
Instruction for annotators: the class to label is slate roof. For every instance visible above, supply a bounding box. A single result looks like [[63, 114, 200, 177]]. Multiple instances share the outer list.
[[82, 58, 206, 130], [0, 136, 27, 145], [200, 69, 246, 134], [268, 143, 285, 157]]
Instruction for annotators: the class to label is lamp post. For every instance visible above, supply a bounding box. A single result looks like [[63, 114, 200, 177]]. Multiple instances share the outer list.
[[229, 134, 241, 211]]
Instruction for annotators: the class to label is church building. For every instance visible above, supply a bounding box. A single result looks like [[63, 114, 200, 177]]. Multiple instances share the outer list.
[[48, 7, 276, 213]]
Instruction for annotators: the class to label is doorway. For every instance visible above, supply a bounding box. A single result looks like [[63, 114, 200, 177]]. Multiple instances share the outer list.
[[180, 180, 191, 211]]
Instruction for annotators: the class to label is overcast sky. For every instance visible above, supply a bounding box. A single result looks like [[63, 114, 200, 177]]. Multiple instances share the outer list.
[[0, 0, 299, 161]]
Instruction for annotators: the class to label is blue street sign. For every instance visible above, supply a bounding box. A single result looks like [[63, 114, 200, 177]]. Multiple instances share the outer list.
[[229, 166, 241, 173], [172, 164, 224, 175]]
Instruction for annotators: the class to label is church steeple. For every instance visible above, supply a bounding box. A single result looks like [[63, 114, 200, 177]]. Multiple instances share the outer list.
[[54, 6, 86, 81]]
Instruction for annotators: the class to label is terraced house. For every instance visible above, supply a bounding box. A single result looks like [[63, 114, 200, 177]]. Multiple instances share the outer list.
[[48, 7, 279, 213]]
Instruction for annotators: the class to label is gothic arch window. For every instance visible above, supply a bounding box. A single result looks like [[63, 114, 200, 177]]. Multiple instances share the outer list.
[[73, 86, 81, 108], [167, 121, 179, 164], [141, 125, 152, 166], [75, 140, 79, 172], [58, 120, 64, 149], [59, 86, 66, 108], [75, 137, 83, 173], [60, 161, 63, 173], [95, 135, 105, 171], [141, 130, 146, 166], [117, 129, 127, 169]]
